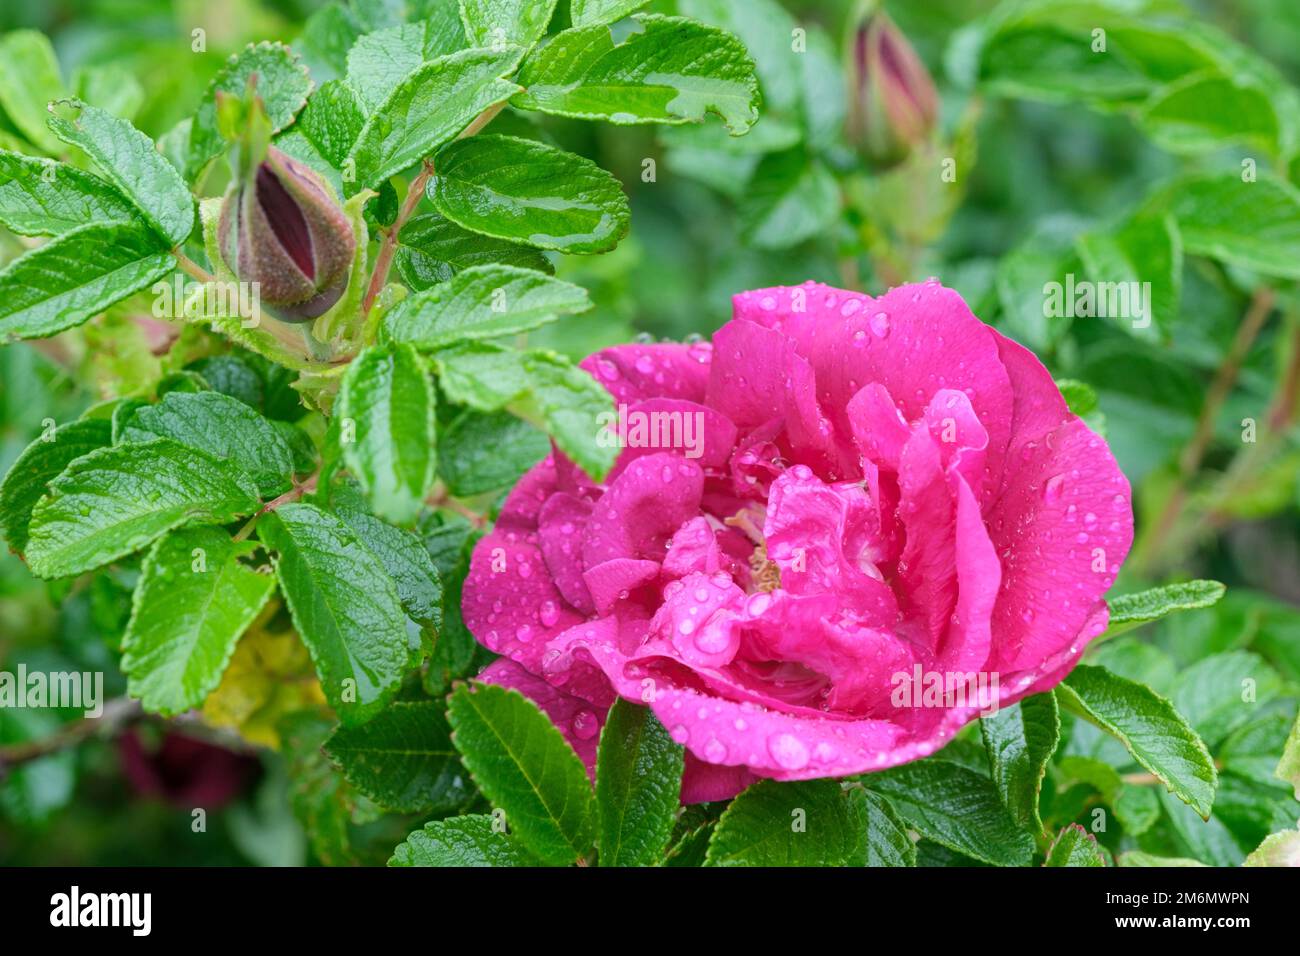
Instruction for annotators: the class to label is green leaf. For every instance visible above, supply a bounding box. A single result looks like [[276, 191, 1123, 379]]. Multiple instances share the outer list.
[[704, 779, 870, 867], [259, 503, 411, 726], [0, 418, 111, 553], [188, 41, 312, 178], [1117, 850, 1206, 867], [569, 0, 649, 28], [121, 391, 297, 498], [1043, 823, 1107, 867], [336, 343, 437, 526], [1103, 580, 1226, 639], [0, 31, 67, 153], [1243, 829, 1300, 867], [324, 700, 470, 813], [1157, 788, 1243, 865], [336, 507, 443, 635], [739, 148, 839, 250], [459, 0, 556, 51], [395, 211, 552, 291], [429, 134, 630, 253], [0, 221, 173, 342], [47, 101, 195, 246], [513, 350, 616, 480], [0, 150, 140, 236], [1076, 211, 1181, 340], [858, 788, 917, 867], [439, 410, 548, 496], [595, 699, 684, 867], [1171, 651, 1283, 748], [1138, 72, 1277, 156], [1155, 173, 1300, 279], [347, 47, 522, 193], [24, 439, 262, 579], [980, 693, 1060, 835], [1055, 379, 1098, 418], [383, 264, 590, 349], [1278, 713, 1300, 801], [389, 814, 539, 866], [513, 15, 760, 135], [346, 14, 469, 111], [431, 342, 531, 411], [447, 681, 595, 865], [121, 527, 275, 715], [294, 80, 365, 169], [282, 711, 357, 866], [1057, 664, 1217, 819], [866, 760, 1036, 866]]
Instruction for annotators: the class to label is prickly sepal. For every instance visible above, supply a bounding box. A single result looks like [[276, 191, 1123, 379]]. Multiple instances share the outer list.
[[217, 146, 357, 323]]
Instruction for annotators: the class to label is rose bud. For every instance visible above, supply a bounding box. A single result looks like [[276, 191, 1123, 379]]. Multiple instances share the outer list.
[[218, 146, 355, 322], [846, 3, 938, 167]]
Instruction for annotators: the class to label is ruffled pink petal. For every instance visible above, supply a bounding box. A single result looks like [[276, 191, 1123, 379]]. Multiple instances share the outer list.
[[580, 342, 713, 406], [462, 532, 584, 673], [582, 453, 704, 569], [537, 492, 595, 615], [987, 417, 1132, 673]]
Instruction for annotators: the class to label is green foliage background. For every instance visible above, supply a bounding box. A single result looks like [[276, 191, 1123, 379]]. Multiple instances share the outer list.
[[0, 0, 1298, 866]]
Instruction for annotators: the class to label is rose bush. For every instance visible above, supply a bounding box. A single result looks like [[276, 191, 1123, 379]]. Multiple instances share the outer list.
[[464, 280, 1134, 801]]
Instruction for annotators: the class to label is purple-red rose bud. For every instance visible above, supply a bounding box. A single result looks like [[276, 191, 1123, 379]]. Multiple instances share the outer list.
[[218, 147, 355, 322], [846, 6, 939, 167]]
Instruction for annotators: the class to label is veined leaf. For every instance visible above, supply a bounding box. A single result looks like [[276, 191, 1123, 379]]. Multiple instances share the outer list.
[[295, 80, 365, 169], [325, 700, 470, 813], [0, 221, 173, 342], [335, 343, 437, 526], [0, 150, 139, 236], [438, 410, 548, 496], [595, 699, 684, 867], [346, 14, 469, 111], [389, 814, 539, 866], [511, 350, 616, 480], [866, 760, 1036, 866], [569, 0, 649, 28], [1102, 580, 1226, 639], [383, 264, 590, 349], [513, 15, 760, 135], [188, 41, 312, 178], [120, 391, 298, 498], [1058, 664, 1217, 819], [858, 788, 916, 867], [704, 779, 871, 867], [121, 527, 275, 715], [447, 682, 595, 866], [739, 148, 838, 250], [47, 101, 195, 246], [980, 693, 1060, 835], [0, 418, 111, 553], [430, 342, 531, 411], [347, 47, 522, 193], [1156, 173, 1300, 279], [395, 211, 552, 291], [259, 503, 411, 726], [459, 0, 557, 51], [337, 507, 443, 634], [24, 438, 262, 579], [429, 135, 630, 254], [1044, 823, 1107, 867]]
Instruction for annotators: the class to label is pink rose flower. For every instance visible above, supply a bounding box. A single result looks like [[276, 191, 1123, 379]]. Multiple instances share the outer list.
[[462, 281, 1133, 802]]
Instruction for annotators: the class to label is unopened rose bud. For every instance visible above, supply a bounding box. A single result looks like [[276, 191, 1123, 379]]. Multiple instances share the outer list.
[[218, 146, 355, 322], [846, 4, 938, 167]]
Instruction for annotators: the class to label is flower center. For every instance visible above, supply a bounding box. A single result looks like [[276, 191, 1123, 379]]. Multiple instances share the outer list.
[[747, 542, 782, 592]]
